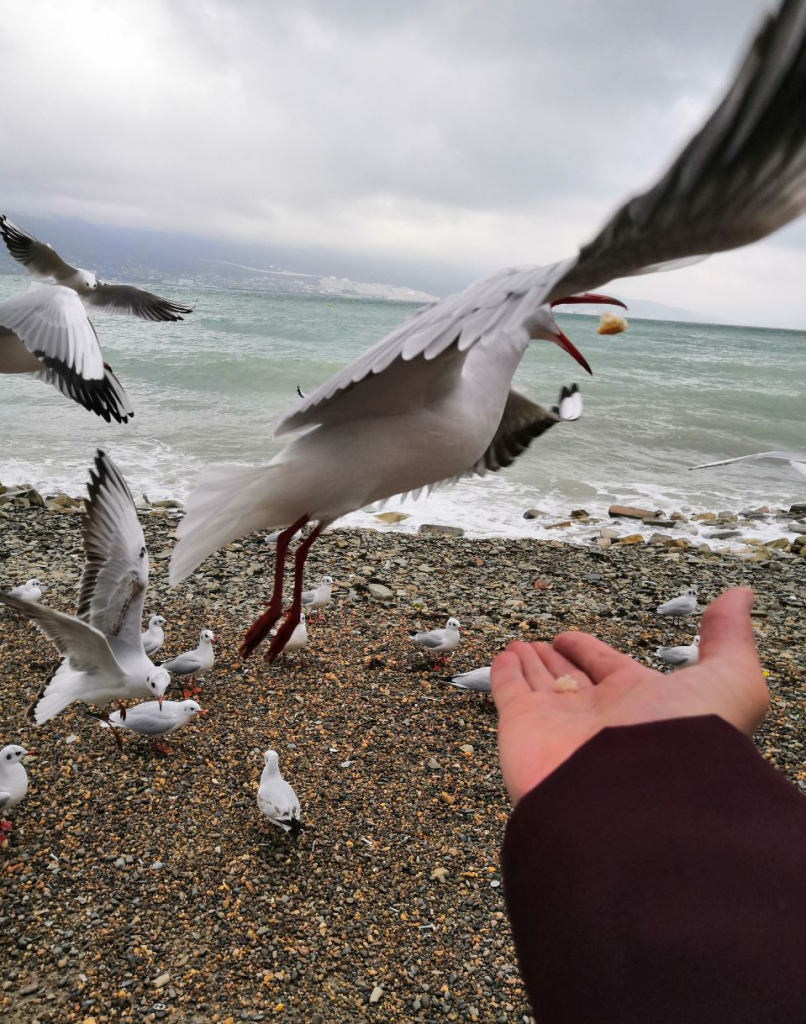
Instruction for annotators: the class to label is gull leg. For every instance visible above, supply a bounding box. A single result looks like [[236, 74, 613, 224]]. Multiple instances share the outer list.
[[0, 820, 11, 847], [241, 515, 309, 659], [267, 522, 325, 663], [152, 738, 174, 755], [117, 701, 127, 721], [99, 711, 124, 750]]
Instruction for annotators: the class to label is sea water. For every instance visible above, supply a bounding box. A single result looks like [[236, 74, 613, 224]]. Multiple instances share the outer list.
[[0, 275, 804, 550]]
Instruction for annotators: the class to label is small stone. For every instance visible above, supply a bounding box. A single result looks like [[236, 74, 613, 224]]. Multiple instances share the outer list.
[[459, 744, 474, 755], [369, 986, 383, 1003], [522, 508, 547, 519], [418, 524, 464, 538], [618, 534, 644, 545], [427, 757, 441, 770], [367, 583, 393, 599], [439, 792, 455, 805], [374, 511, 410, 524], [152, 972, 170, 989], [430, 866, 449, 881], [608, 504, 656, 520]]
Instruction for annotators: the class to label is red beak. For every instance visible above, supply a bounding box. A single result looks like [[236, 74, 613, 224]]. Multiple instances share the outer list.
[[550, 293, 627, 310], [198, 709, 208, 716], [23, 749, 35, 757], [553, 329, 592, 375], [157, 696, 164, 708]]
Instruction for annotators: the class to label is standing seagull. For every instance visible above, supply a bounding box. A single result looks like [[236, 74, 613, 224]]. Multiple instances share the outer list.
[[411, 617, 461, 667], [270, 613, 308, 666], [691, 451, 806, 479], [161, 629, 215, 697], [0, 216, 193, 322], [657, 588, 699, 628], [449, 666, 492, 699], [7, 579, 48, 603], [171, 0, 806, 663], [0, 744, 33, 846], [655, 636, 700, 668], [97, 699, 205, 755], [0, 451, 171, 727], [301, 575, 333, 620], [257, 750, 305, 835], [141, 614, 166, 657], [0, 284, 134, 422]]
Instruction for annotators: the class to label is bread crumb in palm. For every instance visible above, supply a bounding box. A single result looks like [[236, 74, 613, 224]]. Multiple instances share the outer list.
[[554, 674, 579, 693]]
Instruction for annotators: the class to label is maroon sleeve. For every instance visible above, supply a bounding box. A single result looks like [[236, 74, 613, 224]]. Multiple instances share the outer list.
[[501, 715, 806, 1024]]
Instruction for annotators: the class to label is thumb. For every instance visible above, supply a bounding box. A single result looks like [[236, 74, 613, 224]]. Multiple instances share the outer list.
[[697, 587, 768, 730]]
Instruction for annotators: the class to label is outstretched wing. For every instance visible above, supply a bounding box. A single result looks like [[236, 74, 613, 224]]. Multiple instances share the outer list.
[[78, 451, 149, 648], [548, 0, 806, 300], [84, 283, 193, 322], [33, 361, 134, 424], [278, 0, 806, 435], [0, 592, 123, 678], [0, 285, 104, 381], [0, 215, 77, 279], [690, 450, 806, 473], [472, 384, 581, 476]]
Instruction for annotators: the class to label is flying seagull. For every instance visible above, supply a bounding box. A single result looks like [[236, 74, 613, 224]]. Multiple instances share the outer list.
[[0, 451, 170, 730], [0, 284, 134, 422], [690, 451, 806, 479], [0, 215, 193, 322], [170, 0, 806, 663]]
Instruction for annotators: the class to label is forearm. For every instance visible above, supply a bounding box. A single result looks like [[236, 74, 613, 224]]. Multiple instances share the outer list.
[[502, 716, 806, 1024]]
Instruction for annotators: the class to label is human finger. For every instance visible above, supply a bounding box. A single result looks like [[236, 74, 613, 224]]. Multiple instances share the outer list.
[[698, 588, 760, 671], [552, 631, 633, 684], [508, 641, 556, 692], [531, 643, 594, 689], [491, 648, 533, 716]]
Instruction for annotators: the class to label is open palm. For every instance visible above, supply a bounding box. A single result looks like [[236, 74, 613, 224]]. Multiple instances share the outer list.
[[492, 588, 769, 804]]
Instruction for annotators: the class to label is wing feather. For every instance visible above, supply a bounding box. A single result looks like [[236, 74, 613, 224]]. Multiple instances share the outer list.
[[85, 283, 193, 322]]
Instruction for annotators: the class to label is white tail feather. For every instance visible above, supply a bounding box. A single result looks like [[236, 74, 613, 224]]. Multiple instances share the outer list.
[[170, 464, 288, 584]]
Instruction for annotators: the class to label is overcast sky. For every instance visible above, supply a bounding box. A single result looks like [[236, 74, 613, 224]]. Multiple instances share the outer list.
[[1, 0, 805, 327]]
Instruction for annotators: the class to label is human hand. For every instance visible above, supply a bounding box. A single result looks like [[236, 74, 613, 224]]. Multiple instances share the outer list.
[[492, 587, 769, 804]]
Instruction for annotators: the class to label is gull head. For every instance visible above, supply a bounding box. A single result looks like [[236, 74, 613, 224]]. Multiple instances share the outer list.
[[263, 749, 280, 773], [147, 668, 171, 707], [529, 294, 627, 375], [200, 629, 215, 644], [151, 615, 166, 627], [446, 617, 461, 630], [692, 635, 701, 647], [27, 579, 42, 588], [684, 587, 698, 598], [75, 269, 99, 293], [181, 700, 204, 719], [1, 745, 33, 764], [321, 575, 333, 586]]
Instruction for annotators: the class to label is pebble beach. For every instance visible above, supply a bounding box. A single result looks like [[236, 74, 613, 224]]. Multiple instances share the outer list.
[[1, 493, 805, 1024]]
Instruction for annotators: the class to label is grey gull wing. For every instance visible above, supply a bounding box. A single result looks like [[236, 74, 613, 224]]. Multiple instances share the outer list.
[[0, 216, 77, 278], [84, 283, 193, 322]]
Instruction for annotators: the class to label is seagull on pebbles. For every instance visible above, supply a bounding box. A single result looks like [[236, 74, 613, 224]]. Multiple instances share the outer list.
[[7, 579, 48, 603], [301, 575, 333, 620], [161, 629, 215, 697], [411, 618, 461, 667], [0, 744, 34, 846], [655, 636, 700, 668], [141, 615, 166, 657], [96, 699, 206, 755], [0, 451, 170, 736], [449, 666, 492, 700], [170, 0, 806, 664], [270, 614, 308, 666], [657, 588, 698, 628], [257, 750, 305, 835]]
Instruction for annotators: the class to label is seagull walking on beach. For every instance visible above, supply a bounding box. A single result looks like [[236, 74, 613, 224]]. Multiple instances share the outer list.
[[0, 284, 134, 422], [449, 665, 492, 699], [141, 614, 166, 657], [691, 451, 806, 479], [161, 629, 215, 697], [0, 745, 33, 846], [301, 575, 333, 620], [412, 617, 461, 667], [655, 636, 700, 668], [657, 588, 698, 628], [170, 0, 806, 664], [257, 750, 305, 835], [96, 699, 206, 754], [0, 451, 171, 731], [0, 215, 193, 322], [7, 579, 48, 603]]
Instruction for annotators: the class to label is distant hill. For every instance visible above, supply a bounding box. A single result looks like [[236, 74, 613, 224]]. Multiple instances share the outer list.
[[0, 212, 711, 319]]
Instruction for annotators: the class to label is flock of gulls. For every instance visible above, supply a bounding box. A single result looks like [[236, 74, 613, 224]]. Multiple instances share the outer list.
[[2, 0, 806, 846]]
